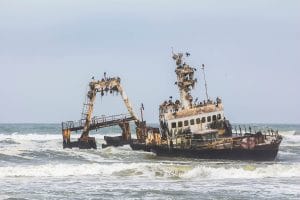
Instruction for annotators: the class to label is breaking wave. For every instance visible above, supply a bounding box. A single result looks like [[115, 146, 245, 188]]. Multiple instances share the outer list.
[[0, 133, 61, 141], [280, 131, 300, 147], [182, 164, 300, 179], [294, 131, 300, 135], [1, 162, 300, 180], [0, 138, 20, 145]]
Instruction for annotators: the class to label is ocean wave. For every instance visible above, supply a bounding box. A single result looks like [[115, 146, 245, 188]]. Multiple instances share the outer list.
[[0, 138, 20, 145], [278, 151, 298, 156], [280, 133, 300, 147], [1, 163, 300, 180], [279, 130, 296, 136], [294, 131, 300, 135], [0, 133, 122, 141], [0, 133, 61, 141], [182, 164, 300, 179]]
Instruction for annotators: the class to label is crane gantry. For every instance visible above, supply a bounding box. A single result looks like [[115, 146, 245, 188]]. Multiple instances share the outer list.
[[62, 75, 146, 149]]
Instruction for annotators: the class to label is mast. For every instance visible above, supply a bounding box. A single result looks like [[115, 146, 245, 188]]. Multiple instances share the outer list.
[[172, 52, 197, 109]]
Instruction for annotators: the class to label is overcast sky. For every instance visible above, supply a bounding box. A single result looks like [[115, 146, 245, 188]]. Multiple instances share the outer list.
[[0, 0, 299, 124]]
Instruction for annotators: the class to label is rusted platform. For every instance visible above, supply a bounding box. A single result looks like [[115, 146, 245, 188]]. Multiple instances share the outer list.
[[62, 114, 135, 132]]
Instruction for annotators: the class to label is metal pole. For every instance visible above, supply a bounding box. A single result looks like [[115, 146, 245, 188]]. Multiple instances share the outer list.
[[140, 103, 144, 122], [201, 64, 209, 101]]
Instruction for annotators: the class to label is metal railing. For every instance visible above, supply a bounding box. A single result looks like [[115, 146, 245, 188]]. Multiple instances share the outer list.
[[62, 113, 134, 131], [232, 125, 279, 137]]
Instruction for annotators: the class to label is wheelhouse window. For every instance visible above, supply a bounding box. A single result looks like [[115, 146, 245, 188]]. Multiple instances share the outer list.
[[196, 118, 201, 124], [217, 114, 222, 120], [171, 122, 176, 128], [201, 117, 206, 123], [190, 119, 195, 125], [184, 120, 189, 126], [178, 121, 183, 128], [207, 116, 212, 122], [212, 115, 217, 121]]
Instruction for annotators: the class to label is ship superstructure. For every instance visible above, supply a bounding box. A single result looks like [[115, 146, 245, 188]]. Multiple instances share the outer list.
[[159, 52, 230, 142], [132, 52, 281, 161]]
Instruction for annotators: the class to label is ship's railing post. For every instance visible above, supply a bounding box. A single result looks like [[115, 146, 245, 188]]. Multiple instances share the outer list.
[[239, 125, 242, 136], [234, 126, 238, 136]]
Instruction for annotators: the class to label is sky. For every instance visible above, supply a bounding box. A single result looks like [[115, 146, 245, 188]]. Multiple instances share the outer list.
[[0, 0, 299, 124]]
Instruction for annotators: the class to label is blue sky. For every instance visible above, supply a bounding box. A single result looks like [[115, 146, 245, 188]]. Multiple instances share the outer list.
[[0, 0, 299, 124]]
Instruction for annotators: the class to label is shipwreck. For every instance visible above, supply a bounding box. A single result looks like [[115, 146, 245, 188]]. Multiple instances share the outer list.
[[62, 52, 282, 161]]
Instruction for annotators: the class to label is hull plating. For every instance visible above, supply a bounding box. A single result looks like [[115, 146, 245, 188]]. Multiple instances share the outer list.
[[130, 142, 281, 161]]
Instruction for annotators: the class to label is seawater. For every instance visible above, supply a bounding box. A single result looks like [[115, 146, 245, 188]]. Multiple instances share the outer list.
[[0, 124, 299, 199]]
